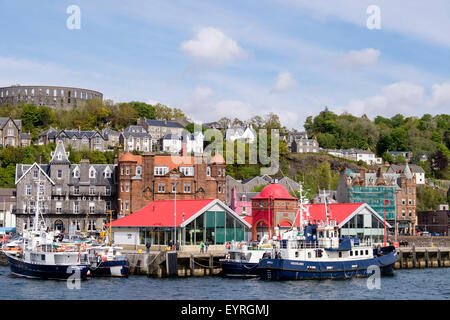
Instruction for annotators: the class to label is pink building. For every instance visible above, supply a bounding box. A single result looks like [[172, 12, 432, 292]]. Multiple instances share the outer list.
[[229, 187, 258, 217]]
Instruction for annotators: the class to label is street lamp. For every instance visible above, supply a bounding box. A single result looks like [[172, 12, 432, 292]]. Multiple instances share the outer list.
[[170, 174, 180, 246]]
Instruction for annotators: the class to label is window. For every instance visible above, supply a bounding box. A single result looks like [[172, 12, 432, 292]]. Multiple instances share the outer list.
[[57, 153, 62, 160], [180, 166, 194, 176], [242, 206, 246, 213], [184, 183, 191, 193], [89, 187, 95, 195], [57, 170, 62, 179], [56, 186, 62, 195], [158, 183, 165, 192], [82, 137, 88, 144], [89, 203, 95, 214], [154, 166, 168, 176], [218, 168, 221, 176], [402, 199, 406, 205], [104, 169, 111, 178], [125, 182, 129, 192], [360, 250, 364, 256], [106, 201, 111, 211], [365, 250, 369, 255], [218, 183, 222, 193], [33, 169, 39, 179], [74, 186, 80, 195], [39, 184, 44, 195], [136, 166, 142, 176], [121, 167, 124, 175], [350, 251, 353, 256], [172, 183, 177, 193], [206, 166, 211, 176], [355, 251, 358, 256], [73, 168, 80, 178], [120, 183, 124, 192], [89, 168, 96, 178], [26, 184, 31, 195], [125, 201, 129, 211], [73, 201, 79, 214], [56, 202, 62, 214], [125, 167, 130, 175], [106, 185, 111, 195], [7, 129, 13, 136]]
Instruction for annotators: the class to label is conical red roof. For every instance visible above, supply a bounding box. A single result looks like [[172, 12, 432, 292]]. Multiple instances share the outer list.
[[252, 184, 296, 200]]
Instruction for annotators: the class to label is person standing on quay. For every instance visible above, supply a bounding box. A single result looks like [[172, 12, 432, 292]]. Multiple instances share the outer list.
[[146, 241, 151, 253], [200, 240, 205, 254], [205, 239, 209, 253]]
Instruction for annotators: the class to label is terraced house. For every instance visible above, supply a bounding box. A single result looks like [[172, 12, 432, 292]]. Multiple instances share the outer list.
[[14, 141, 116, 233], [38, 127, 109, 151], [119, 125, 152, 152]]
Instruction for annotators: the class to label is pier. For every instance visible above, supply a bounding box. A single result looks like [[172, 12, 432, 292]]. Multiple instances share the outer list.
[[124, 250, 225, 277]]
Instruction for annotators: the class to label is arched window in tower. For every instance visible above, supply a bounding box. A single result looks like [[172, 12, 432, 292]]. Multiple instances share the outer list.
[[206, 166, 211, 177]]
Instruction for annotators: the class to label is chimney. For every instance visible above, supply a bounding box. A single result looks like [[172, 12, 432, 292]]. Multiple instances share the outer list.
[[181, 141, 187, 156], [359, 167, 366, 187]]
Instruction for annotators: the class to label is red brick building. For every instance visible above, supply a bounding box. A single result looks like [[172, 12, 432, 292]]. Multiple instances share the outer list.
[[248, 184, 298, 241], [116, 152, 226, 216]]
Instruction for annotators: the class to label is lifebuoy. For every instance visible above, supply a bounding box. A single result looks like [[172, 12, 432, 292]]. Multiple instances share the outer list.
[[237, 242, 243, 249], [225, 242, 231, 249]]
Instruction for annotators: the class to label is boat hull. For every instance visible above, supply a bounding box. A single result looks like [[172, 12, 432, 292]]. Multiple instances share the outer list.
[[257, 247, 397, 280], [220, 260, 259, 277], [90, 260, 130, 277], [5, 253, 90, 280]]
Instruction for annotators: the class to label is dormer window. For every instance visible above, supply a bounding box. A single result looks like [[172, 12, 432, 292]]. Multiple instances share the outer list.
[[89, 167, 96, 178], [72, 167, 80, 178], [136, 166, 142, 175], [57, 152, 62, 160], [103, 167, 112, 178]]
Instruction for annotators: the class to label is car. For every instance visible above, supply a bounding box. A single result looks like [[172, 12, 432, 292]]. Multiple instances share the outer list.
[[421, 231, 431, 236], [432, 232, 441, 236]]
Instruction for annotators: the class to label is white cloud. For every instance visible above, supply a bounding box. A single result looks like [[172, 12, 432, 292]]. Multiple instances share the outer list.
[[429, 82, 450, 108], [180, 27, 247, 66], [271, 71, 298, 93], [336, 81, 425, 117], [338, 48, 380, 68]]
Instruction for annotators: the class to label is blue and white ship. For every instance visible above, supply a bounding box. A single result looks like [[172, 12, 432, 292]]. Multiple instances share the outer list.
[[257, 191, 397, 280], [2, 178, 90, 280]]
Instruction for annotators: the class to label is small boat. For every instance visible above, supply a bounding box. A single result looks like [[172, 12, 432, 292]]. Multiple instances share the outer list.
[[220, 238, 273, 278], [87, 246, 130, 277]]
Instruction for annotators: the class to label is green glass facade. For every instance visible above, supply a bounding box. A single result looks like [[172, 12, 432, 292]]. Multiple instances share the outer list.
[[348, 186, 397, 220]]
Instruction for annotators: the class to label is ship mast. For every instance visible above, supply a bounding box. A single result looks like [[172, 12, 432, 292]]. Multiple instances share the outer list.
[[323, 189, 329, 225]]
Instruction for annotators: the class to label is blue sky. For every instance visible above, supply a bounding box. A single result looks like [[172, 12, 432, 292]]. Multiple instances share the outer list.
[[1, 0, 449, 129]]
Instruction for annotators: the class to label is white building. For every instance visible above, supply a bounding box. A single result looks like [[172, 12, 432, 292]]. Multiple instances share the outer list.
[[387, 164, 426, 185], [183, 131, 204, 154], [120, 125, 152, 152], [326, 149, 382, 165], [160, 133, 182, 154], [225, 124, 257, 143]]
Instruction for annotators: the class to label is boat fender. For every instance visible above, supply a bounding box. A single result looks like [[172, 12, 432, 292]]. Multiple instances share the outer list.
[[102, 256, 107, 262]]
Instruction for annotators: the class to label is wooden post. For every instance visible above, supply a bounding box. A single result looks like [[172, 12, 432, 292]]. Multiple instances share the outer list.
[[209, 253, 213, 275], [425, 249, 429, 268], [437, 249, 442, 268], [190, 253, 194, 277], [399, 250, 403, 269], [412, 245, 417, 268]]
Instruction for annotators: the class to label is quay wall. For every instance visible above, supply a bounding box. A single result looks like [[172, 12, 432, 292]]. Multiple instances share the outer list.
[[389, 236, 450, 247]]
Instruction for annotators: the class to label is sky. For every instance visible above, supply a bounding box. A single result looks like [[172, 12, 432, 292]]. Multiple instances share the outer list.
[[0, 0, 449, 129]]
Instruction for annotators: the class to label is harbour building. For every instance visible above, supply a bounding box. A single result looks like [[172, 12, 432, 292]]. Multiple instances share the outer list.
[[109, 199, 251, 247]]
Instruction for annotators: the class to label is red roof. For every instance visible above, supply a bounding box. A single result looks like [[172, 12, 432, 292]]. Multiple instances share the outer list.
[[119, 153, 142, 165], [304, 203, 364, 225], [109, 199, 215, 227], [252, 184, 296, 200]]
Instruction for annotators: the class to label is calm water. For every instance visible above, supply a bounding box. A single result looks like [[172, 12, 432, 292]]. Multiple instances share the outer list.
[[0, 266, 448, 300]]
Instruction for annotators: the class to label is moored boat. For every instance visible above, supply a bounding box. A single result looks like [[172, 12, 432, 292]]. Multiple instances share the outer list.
[[87, 245, 130, 277], [220, 239, 273, 278]]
